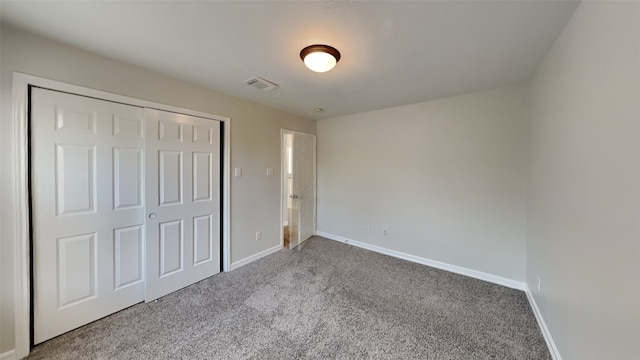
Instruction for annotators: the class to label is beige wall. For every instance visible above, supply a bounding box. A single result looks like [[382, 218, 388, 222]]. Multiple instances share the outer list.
[[528, 2, 640, 359], [317, 86, 528, 282], [0, 24, 315, 354]]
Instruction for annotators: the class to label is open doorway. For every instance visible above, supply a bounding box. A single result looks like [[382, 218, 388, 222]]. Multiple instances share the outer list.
[[281, 129, 316, 250], [282, 132, 294, 248]]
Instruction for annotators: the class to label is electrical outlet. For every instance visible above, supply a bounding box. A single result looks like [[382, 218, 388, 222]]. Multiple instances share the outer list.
[[256, 231, 262, 241], [537, 276, 541, 292], [364, 225, 370, 233], [383, 229, 388, 237]]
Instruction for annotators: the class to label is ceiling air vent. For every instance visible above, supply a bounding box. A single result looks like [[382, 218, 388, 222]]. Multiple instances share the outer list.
[[244, 76, 279, 91]]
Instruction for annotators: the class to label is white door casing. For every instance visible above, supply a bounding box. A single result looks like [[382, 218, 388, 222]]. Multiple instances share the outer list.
[[31, 88, 145, 343], [144, 108, 221, 301]]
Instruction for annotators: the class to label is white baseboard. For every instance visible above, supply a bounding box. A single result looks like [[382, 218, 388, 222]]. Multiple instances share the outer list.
[[229, 244, 282, 271], [0, 349, 15, 360], [525, 288, 562, 360], [316, 231, 526, 291]]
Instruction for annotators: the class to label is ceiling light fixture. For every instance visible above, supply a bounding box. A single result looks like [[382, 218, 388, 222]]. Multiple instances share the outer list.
[[300, 44, 341, 73]]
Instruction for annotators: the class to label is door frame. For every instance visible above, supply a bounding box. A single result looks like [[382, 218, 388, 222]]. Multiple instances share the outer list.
[[279, 129, 317, 248], [11, 72, 231, 359]]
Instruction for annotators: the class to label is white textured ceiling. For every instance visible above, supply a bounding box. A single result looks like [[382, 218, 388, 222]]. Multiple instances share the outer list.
[[0, 0, 579, 120]]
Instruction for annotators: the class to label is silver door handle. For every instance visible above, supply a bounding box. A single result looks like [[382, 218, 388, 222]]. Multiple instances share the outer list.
[[148, 213, 157, 219], [290, 194, 298, 199]]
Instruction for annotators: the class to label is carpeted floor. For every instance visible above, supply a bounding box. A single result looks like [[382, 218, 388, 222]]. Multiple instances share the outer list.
[[27, 236, 550, 359]]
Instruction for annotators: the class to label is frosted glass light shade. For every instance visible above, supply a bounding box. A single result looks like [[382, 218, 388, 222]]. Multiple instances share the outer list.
[[300, 44, 341, 73], [303, 52, 337, 72]]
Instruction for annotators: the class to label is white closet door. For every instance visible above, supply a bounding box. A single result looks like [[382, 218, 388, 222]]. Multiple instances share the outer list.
[[292, 132, 316, 247], [144, 109, 220, 301], [32, 88, 145, 344]]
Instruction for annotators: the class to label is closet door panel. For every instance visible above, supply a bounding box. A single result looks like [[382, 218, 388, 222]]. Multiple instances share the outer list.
[[145, 108, 220, 302], [32, 88, 145, 344]]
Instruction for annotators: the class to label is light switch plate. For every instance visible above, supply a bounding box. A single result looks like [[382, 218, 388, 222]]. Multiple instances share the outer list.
[[266, 167, 274, 176], [234, 167, 242, 177]]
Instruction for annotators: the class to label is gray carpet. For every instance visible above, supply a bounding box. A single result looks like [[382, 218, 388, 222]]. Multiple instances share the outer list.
[[27, 236, 550, 359]]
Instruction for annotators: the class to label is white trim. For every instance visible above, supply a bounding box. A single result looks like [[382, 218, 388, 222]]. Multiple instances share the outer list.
[[229, 244, 282, 271], [525, 288, 562, 360], [13, 73, 31, 360], [0, 349, 16, 360], [12, 72, 232, 358], [316, 231, 527, 291]]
